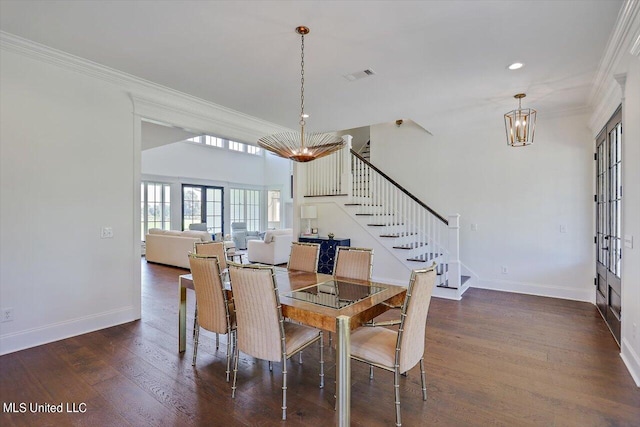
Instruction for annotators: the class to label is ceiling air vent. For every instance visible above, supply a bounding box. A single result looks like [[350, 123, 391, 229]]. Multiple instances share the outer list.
[[344, 69, 376, 81]]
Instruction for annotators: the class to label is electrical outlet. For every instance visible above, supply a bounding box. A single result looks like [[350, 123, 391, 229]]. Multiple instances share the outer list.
[[2, 307, 14, 322], [101, 227, 114, 239], [471, 223, 478, 231], [501, 266, 508, 275]]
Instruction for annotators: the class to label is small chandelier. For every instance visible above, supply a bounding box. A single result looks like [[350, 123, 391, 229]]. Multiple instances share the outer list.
[[258, 26, 345, 162], [504, 93, 536, 147]]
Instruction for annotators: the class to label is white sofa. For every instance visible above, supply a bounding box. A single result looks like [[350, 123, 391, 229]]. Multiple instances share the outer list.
[[247, 229, 293, 265], [145, 228, 212, 269]]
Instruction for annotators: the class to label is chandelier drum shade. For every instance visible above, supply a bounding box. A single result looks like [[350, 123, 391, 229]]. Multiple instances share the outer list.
[[504, 93, 536, 147], [258, 26, 345, 162]]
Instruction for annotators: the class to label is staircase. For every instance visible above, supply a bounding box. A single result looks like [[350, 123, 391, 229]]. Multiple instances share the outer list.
[[357, 140, 371, 161], [301, 136, 470, 299]]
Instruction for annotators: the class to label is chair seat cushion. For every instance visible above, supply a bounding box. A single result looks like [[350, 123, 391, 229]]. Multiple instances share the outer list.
[[283, 322, 320, 357], [350, 327, 397, 369]]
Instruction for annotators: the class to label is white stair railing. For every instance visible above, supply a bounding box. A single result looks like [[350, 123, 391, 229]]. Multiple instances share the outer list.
[[302, 137, 460, 289], [351, 151, 453, 286], [303, 136, 352, 197]]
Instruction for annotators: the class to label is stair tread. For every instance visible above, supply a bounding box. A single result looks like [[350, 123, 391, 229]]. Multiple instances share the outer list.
[[407, 253, 443, 262], [380, 232, 417, 238], [393, 242, 427, 249], [355, 213, 394, 216], [304, 194, 348, 197]]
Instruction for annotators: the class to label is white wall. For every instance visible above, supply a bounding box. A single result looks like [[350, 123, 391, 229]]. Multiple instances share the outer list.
[[370, 113, 595, 302], [0, 48, 139, 354], [0, 33, 291, 355]]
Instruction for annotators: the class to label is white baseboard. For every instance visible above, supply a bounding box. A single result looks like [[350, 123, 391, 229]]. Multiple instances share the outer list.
[[0, 306, 139, 356], [473, 279, 593, 303], [621, 338, 640, 387]]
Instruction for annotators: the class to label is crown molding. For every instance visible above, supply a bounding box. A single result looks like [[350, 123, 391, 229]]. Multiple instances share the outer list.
[[588, 79, 623, 136], [588, 0, 640, 107], [630, 29, 640, 56], [0, 31, 290, 142]]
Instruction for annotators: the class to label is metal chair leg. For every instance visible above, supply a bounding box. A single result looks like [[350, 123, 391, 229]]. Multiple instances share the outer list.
[[369, 365, 374, 379], [269, 361, 273, 372], [216, 332, 219, 351], [299, 351, 303, 364], [231, 343, 239, 398], [192, 304, 198, 338], [225, 331, 231, 382], [192, 322, 199, 366], [420, 358, 427, 401], [319, 333, 324, 389], [394, 367, 402, 426], [282, 360, 288, 420]]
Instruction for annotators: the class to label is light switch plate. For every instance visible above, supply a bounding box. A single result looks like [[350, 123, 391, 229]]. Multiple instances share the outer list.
[[624, 235, 633, 249]]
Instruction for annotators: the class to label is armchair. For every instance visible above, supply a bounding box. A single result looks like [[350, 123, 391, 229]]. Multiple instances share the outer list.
[[231, 222, 261, 250]]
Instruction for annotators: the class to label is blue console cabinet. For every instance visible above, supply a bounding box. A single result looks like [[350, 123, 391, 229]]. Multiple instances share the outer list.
[[298, 236, 351, 274]]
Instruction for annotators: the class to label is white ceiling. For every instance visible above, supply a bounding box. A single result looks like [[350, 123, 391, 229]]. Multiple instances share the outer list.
[[0, 0, 623, 136]]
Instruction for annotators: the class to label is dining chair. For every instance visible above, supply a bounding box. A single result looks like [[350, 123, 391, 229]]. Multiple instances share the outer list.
[[329, 246, 374, 345], [287, 241, 320, 273], [349, 263, 437, 427], [193, 241, 229, 346], [227, 262, 324, 421], [333, 246, 373, 281], [188, 253, 236, 382]]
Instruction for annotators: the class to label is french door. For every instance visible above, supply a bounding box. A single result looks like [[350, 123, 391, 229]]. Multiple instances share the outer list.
[[182, 185, 224, 235], [595, 106, 622, 345]]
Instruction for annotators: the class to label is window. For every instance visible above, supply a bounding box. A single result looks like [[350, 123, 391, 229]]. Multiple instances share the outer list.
[[182, 185, 224, 234], [186, 134, 262, 156], [203, 135, 224, 147], [267, 190, 281, 229], [247, 145, 262, 155], [229, 141, 245, 152], [230, 189, 260, 231], [141, 182, 171, 240]]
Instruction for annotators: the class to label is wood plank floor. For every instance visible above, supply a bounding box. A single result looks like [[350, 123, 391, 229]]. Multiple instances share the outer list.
[[1, 260, 639, 426]]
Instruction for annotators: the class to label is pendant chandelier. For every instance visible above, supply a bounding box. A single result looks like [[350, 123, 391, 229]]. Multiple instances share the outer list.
[[258, 26, 345, 162], [504, 93, 536, 147]]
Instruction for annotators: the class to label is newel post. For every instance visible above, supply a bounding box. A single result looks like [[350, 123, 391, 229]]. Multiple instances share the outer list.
[[447, 214, 461, 289], [341, 135, 353, 197]]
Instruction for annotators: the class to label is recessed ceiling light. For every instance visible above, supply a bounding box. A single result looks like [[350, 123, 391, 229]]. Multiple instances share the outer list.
[[508, 62, 524, 70]]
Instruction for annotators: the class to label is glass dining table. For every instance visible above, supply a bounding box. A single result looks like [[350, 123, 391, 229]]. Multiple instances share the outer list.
[[178, 267, 406, 426]]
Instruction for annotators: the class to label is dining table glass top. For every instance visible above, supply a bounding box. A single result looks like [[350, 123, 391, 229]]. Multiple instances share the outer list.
[[284, 279, 387, 309]]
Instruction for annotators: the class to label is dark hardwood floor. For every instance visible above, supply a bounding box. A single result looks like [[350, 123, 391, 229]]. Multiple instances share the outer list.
[[2, 259, 639, 426]]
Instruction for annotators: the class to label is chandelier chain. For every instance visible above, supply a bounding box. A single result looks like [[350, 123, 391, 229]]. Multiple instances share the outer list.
[[300, 33, 305, 127], [256, 25, 345, 162]]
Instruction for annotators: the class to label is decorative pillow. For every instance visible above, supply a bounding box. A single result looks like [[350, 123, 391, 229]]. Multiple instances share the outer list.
[[263, 231, 275, 243]]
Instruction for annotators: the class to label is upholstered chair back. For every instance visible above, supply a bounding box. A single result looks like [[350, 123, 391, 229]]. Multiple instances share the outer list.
[[397, 266, 437, 373], [288, 242, 320, 273], [195, 241, 227, 270], [228, 263, 284, 362], [333, 247, 373, 281], [188, 254, 231, 334]]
